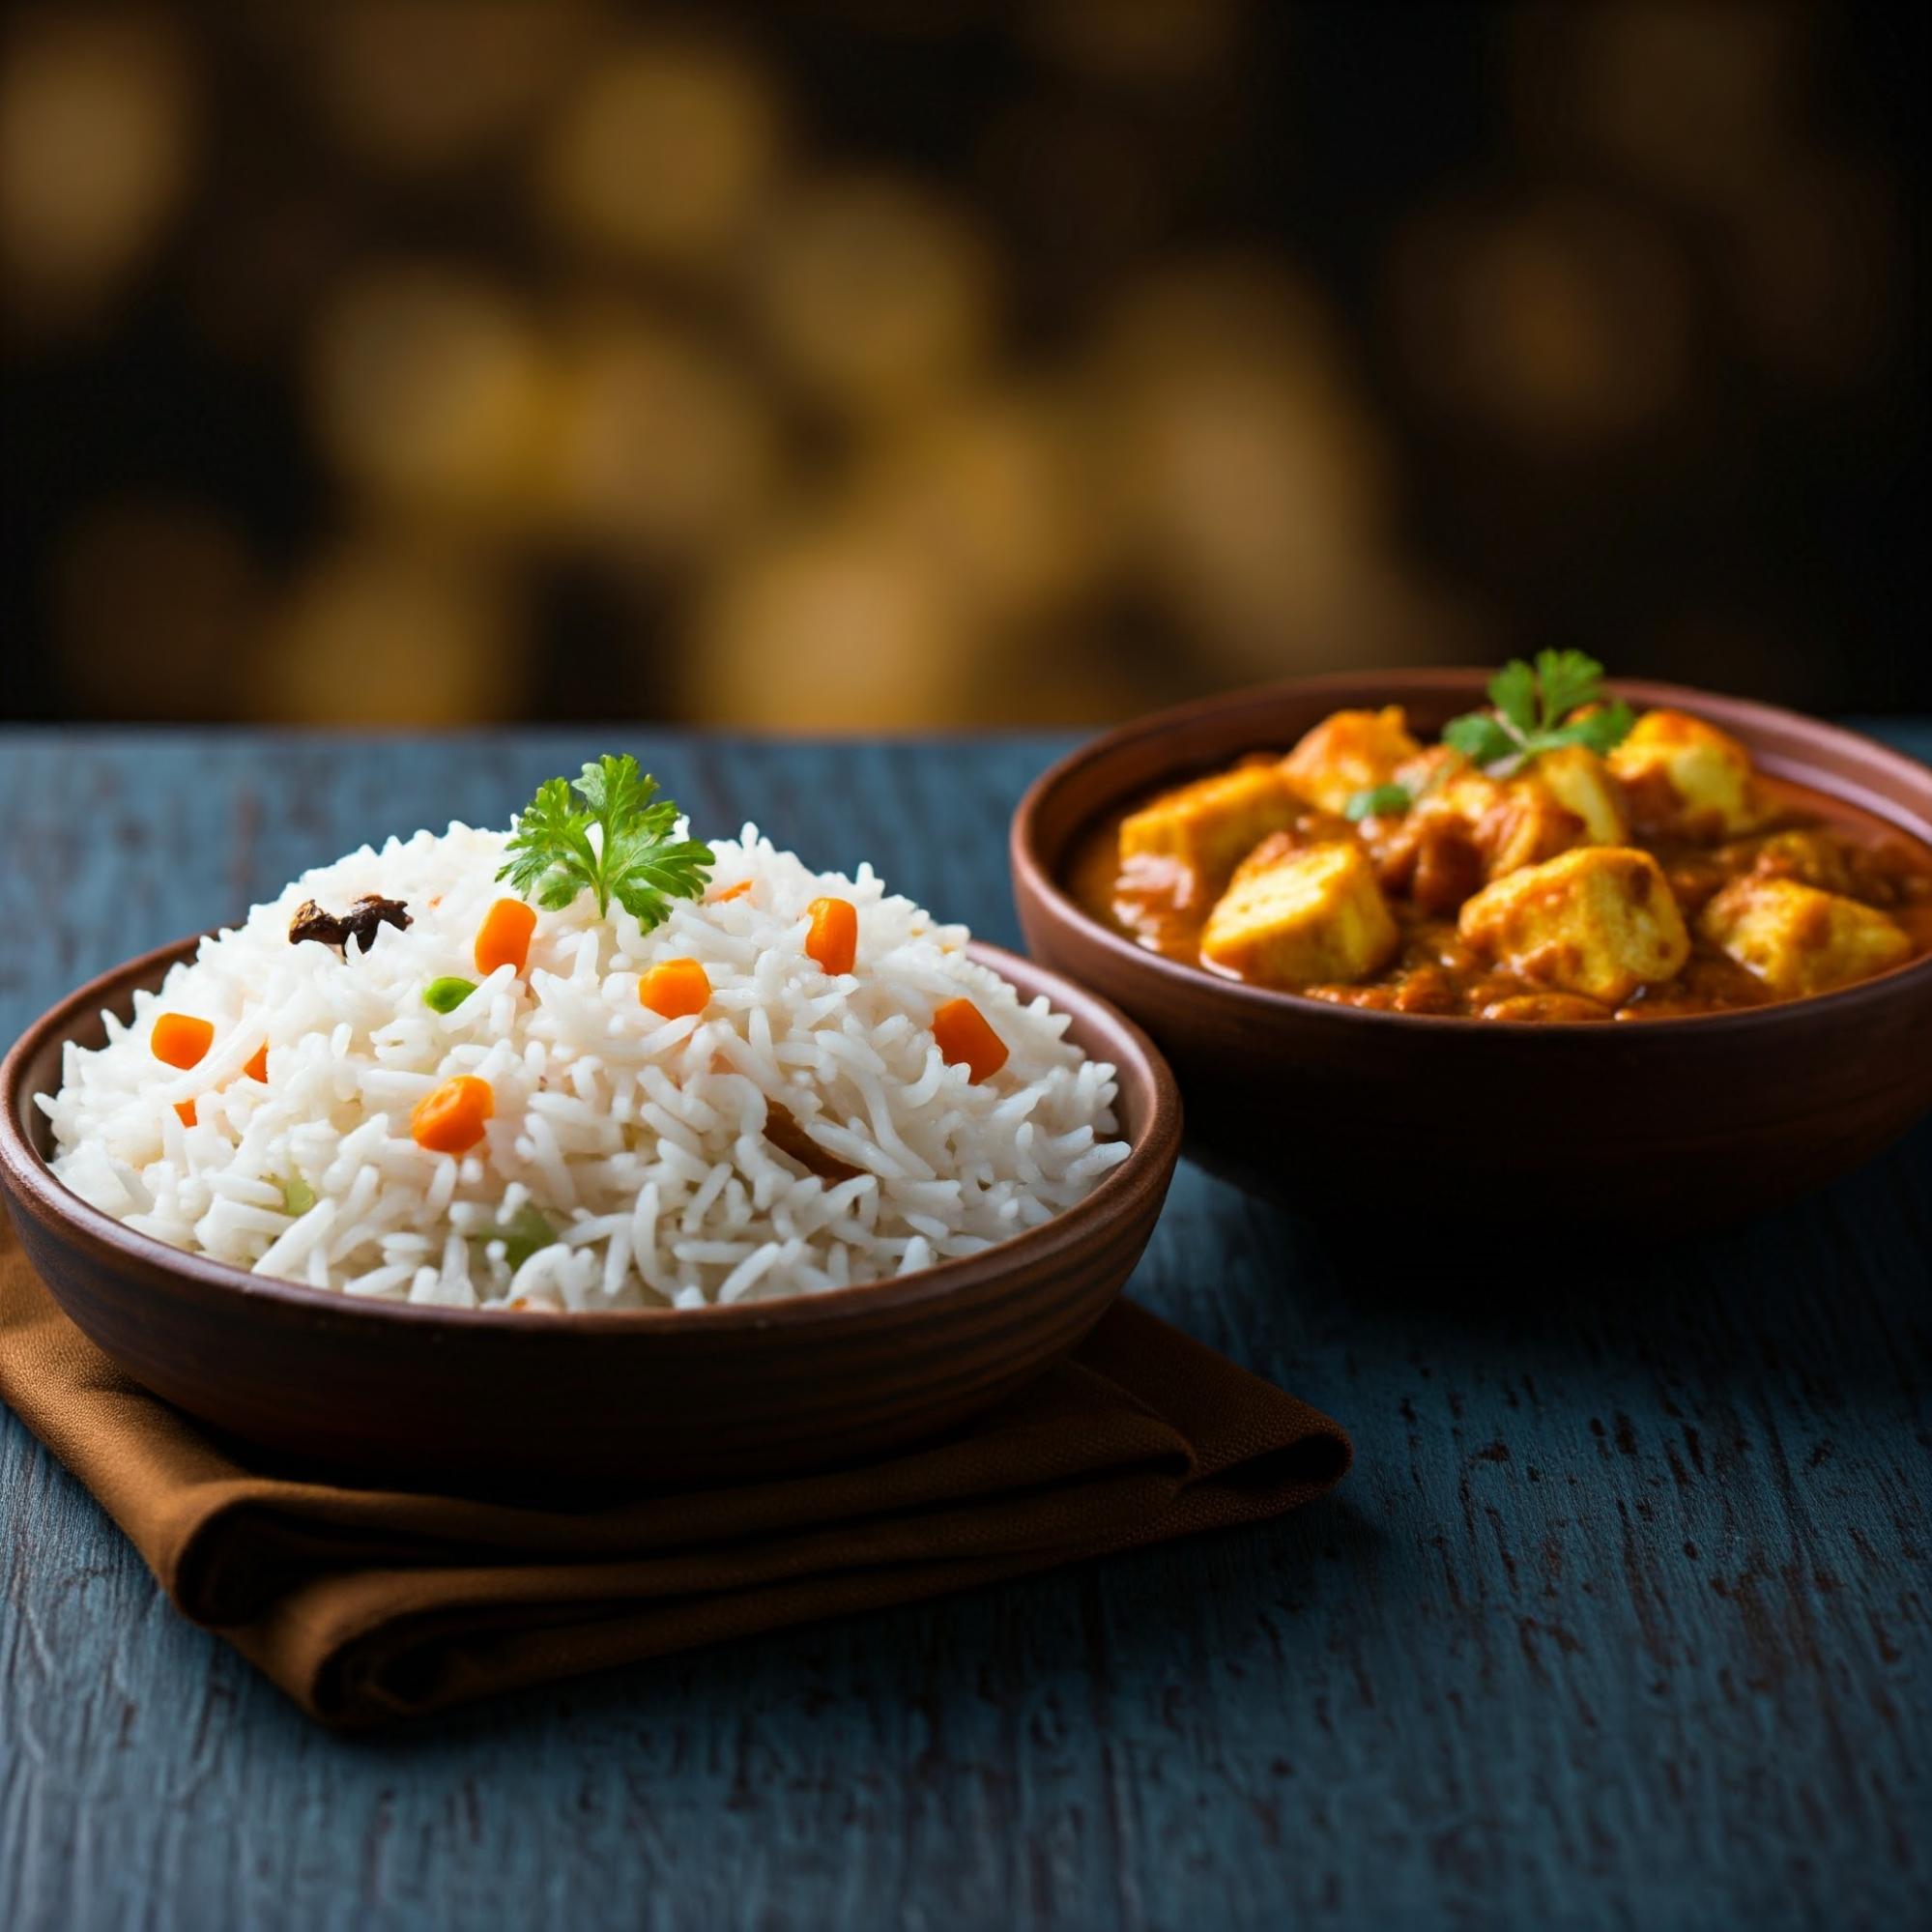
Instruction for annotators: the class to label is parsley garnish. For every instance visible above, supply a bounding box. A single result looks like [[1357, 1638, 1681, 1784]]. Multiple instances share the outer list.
[[1342, 651, 1634, 818], [1344, 782, 1413, 822], [1440, 650, 1634, 777], [498, 756, 712, 928]]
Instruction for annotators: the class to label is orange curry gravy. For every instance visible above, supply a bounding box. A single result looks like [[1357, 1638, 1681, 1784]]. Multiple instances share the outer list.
[[1070, 770, 1932, 1021]]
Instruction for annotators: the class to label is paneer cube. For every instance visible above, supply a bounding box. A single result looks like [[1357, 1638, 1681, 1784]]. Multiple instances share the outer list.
[[1479, 784, 1583, 878], [1698, 876, 1910, 998], [1535, 745, 1629, 846], [1201, 837, 1399, 987], [1458, 846, 1690, 1005], [1732, 829, 1852, 896], [1281, 706, 1422, 814], [1608, 708, 1761, 840], [1406, 746, 1627, 880], [1427, 765, 1508, 832], [1118, 760, 1302, 902]]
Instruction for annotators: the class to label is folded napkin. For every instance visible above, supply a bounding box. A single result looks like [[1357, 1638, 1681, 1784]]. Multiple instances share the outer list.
[[0, 1218, 1349, 1729]]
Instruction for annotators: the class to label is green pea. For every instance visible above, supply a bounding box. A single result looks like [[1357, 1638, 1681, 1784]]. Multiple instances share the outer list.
[[423, 976, 477, 1014], [470, 1204, 556, 1270]]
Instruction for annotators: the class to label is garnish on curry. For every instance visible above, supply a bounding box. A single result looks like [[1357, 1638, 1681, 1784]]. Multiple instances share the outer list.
[[1071, 655, 1932, 1021]]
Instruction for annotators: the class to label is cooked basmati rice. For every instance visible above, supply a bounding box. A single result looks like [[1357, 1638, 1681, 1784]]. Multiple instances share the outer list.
[[39, 822, 1131, 1311]]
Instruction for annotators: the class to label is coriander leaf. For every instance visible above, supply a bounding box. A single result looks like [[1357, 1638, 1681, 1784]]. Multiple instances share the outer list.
[[573, 752, 649, 829], [498, 776, 598, 910], [1345, 782, 1413, 822], [497, 757, 712, 925], [1443, 713, 1518, 766], [1441, 654, 1629, 775], [1487, 659, 1539, 735], [1538, 695, 1630, 753], [607, 835, 717, 930], [1533, 649, 1606, 729]]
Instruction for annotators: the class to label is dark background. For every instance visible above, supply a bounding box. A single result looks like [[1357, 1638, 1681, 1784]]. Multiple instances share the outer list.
[[3, 0, 1925, 728]]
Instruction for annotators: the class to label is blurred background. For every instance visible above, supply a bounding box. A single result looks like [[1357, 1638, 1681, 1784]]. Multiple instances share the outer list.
[[1, 0, 1923, 731]]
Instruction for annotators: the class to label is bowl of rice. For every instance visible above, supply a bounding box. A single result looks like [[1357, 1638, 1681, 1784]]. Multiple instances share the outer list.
[[0, 764, 1179, 1484]]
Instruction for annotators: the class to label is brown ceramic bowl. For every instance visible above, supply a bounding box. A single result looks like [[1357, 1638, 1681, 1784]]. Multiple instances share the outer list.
[[1012, 671, 1932, 1233], [0, 937, 1179, 1486]]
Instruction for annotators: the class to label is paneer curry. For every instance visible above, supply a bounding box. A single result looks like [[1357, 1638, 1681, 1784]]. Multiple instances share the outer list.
[[1071, 657, 1932, 1021]]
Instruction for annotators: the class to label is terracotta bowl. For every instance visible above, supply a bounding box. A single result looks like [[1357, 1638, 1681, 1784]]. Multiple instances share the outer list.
[[0, 938, 1180, 1486], [1012, 671, 1932, 1233]]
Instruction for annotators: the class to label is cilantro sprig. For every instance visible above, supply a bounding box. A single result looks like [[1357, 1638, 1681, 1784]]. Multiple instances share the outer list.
[[498, 756, 712, 928], [1441, 650, 1634, 774], [1344, 782, 1414, 822], [1344, 651, 1634, 819]]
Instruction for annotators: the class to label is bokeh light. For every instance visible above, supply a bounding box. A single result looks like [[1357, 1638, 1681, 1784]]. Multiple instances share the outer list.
[[1386, 195, 1693, 452], [1095, 261, 1395, 671], [1, 2, 1922, 725], [845, 385, 1109, 625], [689, 513, 979, 733], [0, 11, 195, 330], [536, 31, 782, 269], [308, 265, 551, 532], [547, 304, 780, 566], [753, 175, 999, 418], [301, 0, 599, 177], [251, 535, 525, 726]]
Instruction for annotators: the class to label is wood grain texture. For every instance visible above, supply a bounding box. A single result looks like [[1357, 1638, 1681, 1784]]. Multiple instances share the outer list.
[[3, 725, 1928, 1932]]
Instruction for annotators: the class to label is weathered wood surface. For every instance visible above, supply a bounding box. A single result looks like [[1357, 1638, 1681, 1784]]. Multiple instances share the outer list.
[[2, 726, 1927, 1932]]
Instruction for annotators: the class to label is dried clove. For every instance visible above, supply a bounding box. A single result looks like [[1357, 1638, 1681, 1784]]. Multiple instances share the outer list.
[[289, 894, 413, 953]]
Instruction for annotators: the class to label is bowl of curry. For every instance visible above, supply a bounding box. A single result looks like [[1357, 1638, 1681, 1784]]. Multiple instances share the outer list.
[[1011, 667, 1932, 1231]]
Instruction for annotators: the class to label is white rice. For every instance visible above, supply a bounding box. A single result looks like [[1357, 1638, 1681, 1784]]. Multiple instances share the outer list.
[[38, 823, 1130, 1311]]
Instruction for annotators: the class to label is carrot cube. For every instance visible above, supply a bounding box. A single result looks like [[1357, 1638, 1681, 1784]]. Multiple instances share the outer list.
[[933, 997, 1008, 1082], [411, 1075, 494, 1155], [151, 1013, 214, 1070], [804, 897, 858, 976], [639, 958, 712, 1020], [475, 898, 537, 976]]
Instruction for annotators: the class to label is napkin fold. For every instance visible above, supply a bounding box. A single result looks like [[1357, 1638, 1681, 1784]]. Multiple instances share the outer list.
[[0, 1218, 1349, 1729]]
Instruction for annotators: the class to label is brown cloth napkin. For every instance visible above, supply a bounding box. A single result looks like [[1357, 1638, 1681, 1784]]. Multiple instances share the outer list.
[[0, 1218, 1349, 1730]]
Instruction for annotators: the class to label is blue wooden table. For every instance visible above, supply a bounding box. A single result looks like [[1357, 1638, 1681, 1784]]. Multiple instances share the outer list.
[[3, 727, 1928, 1932]]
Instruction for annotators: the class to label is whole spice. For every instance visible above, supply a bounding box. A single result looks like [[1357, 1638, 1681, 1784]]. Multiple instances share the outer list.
[[289, 895, 413, 953], [763, 1098, 865, 1184]]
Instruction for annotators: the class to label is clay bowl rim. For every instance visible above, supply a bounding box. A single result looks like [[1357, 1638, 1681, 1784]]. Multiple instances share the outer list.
[[1011, 668, 1932, 1037], [0, 934, 1181, 1336]]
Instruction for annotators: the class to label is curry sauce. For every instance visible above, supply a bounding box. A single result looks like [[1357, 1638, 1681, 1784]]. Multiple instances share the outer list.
[[1071, 739, 1932, 1023]]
